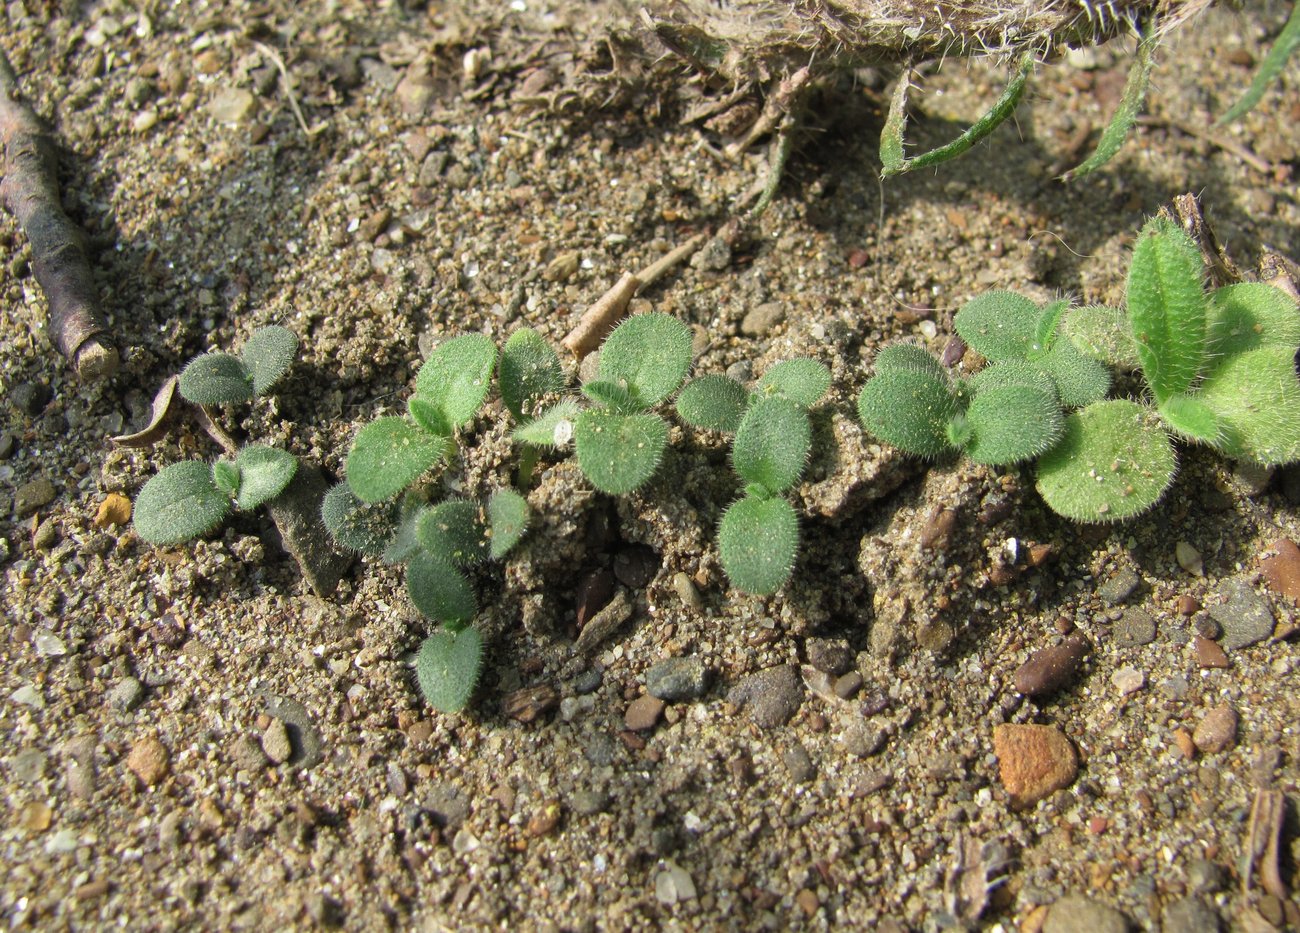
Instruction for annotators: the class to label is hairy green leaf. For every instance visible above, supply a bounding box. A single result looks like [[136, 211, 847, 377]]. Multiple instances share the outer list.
[[178, 352, 254, 405], [1126, 216, 1207, 403], [1063, 24, 1156, 178], [416, 627, 483, 713], [1062, 305, 1140, 369], [407, 551, 476, 624], [233, 445, 298, 510], [857, 369, 961, 458], [676, 374, 748, 433], [321, 482, 398, 557], [1206, 283, 1300, 355], [1036, 399, 1176, 522], [582, 379, 638, 412], [873, 343, 948, 379], [382, 508, 424, 565], [408, 397, 452, 437], [417, 500, 489, 565], [1218, 1, 1300, 125], [732, 397, 811, 495], [212, 459, 241, 498], [500, 328, 564, 420], [487, 488, 529, 559], [756, 359, 832, 408], [954, 291, 1041, 362], [1029, 300, 1070, 360], [597, 313, 693, 407], [414, 334, 497, 429], [1040, 337, 1112, 408], [574, 410, 669, 494], [241, 325, 299, 396], [513, 398, 581, 448], [1198, 347, 1300, 465], [718, 496, 799, 595], [963, 385, 1064, 465], [346, 416, 449, 502], [134, 461, 231, 545], [968, 360, 1058, 398]]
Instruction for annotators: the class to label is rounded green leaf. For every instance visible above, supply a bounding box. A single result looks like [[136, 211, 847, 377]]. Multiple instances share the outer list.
[[963, 385, 1064, 465], [756, 359, 831, 408], [134, 461, 231, 545], [513, 398, 581, 448], [676, 375, 748, 433], [1206, 283, 1300, 355], [415, 627, 483, 713], [582, 379, 637, 412], [1126, 217, 1207, 403], [1040, 338, 1111, 408], [1062, 305, 1139, 370], [732, 397, 811, 495], [1197, 347, 1300, 465], [178, 352, 254, 405], [873, 343, 947, 379], [857, 369, 961, 458], [500, 328, 564, 420], [968, 360, 1058, 398], [414, 334, 497, 429], [487, 488, 529, 559], [241, 325, 299, 396], [320, 482, 398, 557], [718, 496, 799, 595], [346, 416, 449, 503], [407, 551, 476, 624], [574, 410, 669, 494], [382, 509, 424, 565], [212, 459, 241, 498], [953, 291, 1041, 362], [233, 445, 298, 510], [1158, 393, 1221, 444], [597, 313, 693, 407], [417, 500, 489, 565], [408, 396, 452, 436], [1036, 399, 1176, 522]]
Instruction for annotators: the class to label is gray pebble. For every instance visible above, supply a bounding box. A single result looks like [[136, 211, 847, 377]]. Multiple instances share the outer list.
[[1209, 579, 1276, 650], [207, 86, 256, 124], [841, 720, 888, 757], [1043, 894, 1129, 933], [31, 519, 57, 550], [1114, 609, 1157, 647], [10, 381, 51, 416], [572, 669, 603, 695], [583, 733, 617, 768], [569, 789, 611, 816], [724, 360, 753, 384], [0, 432, 14, 459], [1187, 858, 1227, 894], [14, 478, 55, 517], [834, 671, 863, 699], [805, 637, 854, 675], [781, 743, 815, 783], [261, 718, 293, 764], [422, 782, 470, 829], [1162, 896, 1220, 933], [262, 694, 324, 768], [646, 657, 709, 702], [727, 664, 804, 729], [109, 676, 145, 713], [230, 735, 267, 772], [386, 762, 409, 796], [740, 301, 785, 336], [1097, 567, 1141, 605], [11, 748, 48, 783], [671, 572, 703, 610]]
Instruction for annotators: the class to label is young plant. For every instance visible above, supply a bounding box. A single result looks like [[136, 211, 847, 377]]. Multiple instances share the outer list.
[[518, 313, 693, 495], [134, 325, 302, 545], [678, 359, 831, 594]]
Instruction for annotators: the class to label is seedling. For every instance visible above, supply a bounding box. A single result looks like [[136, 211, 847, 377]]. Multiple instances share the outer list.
[[858, 216, 1300, 522], [517, 313, 693, 495], [678, 359, 831, 594], [134, 326, 302, 545]]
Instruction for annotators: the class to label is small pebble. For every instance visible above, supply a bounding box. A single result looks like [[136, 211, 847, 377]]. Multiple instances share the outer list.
[[1162, 896, 1221, 932], [726, 665, 804, 729], [1194, 635, 1230, 669], [502, 684, 559, 723], [805, 637, 854, 675], [841, 721, 887, 758], [613, 545, 658, 588], [1193, 705, 1238, 754], [1210, 579, 1276, 650], [833, 671, 863, 699], [1111, 666, 1145, 695], [624, 694, 665, 731], [230, 734, 267, 771], [1176, 595, 1201, 616], [671, 572, 703, 610], [645, 657, 709, 702], [993, 723, 1078, 808], [109, 676, 145, 713], [14, 478, 56, 517], [527, 800, 562, 836], [796, 888, 820, 917], [207, 86, 256, 124], [1173, 727, 1196, 760], [1114, 608, 1156, 647], [740, 302, 785, 336], [126, 735, 169, 786], [1259, 538, 1300, 604], [1043, 894, 1129, 933], [1097, 567, 1140, 605], [1014, 634, 1089, 697], [261, 718, 293, 764], [1175, 541, 1204, 576], [569, 789, 611, 815], [781, 742, 815, 783], [654, 861, 697, 904]]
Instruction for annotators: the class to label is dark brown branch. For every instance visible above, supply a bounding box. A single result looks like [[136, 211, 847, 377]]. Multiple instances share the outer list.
[[0, 51, 117, 380]]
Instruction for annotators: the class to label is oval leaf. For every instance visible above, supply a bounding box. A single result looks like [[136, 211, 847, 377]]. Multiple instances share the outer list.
[[321, 482, 398, 557], [500, 328, 564, 420], [417, 500, 489, 565], [513, 398, 581, 448], [676, 374, 748, 433], [1197, 347, 1300, 465], [178, 352, 254, 405], [1040, 338, 1112, 408], [416, 627, 483, 714], [1036, 399, 1176, 522], [414, 334, 497, 429], [1062, 305, 1140, 370], [1126, 216, 1207, 403], [756, 359, 831, 408], [1206, 283, 1300, 356], [857, 369, 961, 458], [241, 325, 299, 396], [487, 488, 529, 559], [233, 445, 298, 510], [346, 416, 449, 502], [407, 551, 476, 624], [732, 397, 811, 495], [718, 496, 799, 595], [953, 291, 1040, 362], [574, 410, 669, 494], [134, 461, 231, 545], [873, 343, 947, 379], [963, 385, 1064, 465], [597, 313, 693, 407]]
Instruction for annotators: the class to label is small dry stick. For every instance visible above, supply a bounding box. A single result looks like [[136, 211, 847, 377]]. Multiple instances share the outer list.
[[562, 271, 640, 358], [634, 232, 707, 290], [0, 51, 118, 380]]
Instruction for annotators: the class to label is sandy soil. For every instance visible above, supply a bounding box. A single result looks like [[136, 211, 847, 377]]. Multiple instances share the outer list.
[[2, 0, 1298, 930]]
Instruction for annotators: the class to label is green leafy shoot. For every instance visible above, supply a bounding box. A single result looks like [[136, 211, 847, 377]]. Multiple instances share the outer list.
[[321, 483, 399, 557], [407, 551, 477, 624], [416, 627, 483, 713], [514, 398, 581, 448], [732, 398, 811, 496], [595, 313, 693, 408], [134, 460, 232, 545], [755, 359, 832, 408], [1062, 23, 1157, 179], [178, 325, 298, 405], [1062, 305, 1140, 370], [1206, 283, 1300, 355], [960, 384, 1064, 465], [231, 445, 298, 510], [346, 416, 450, 503], [414, 334, 498, 431], [575, 409, 670, 495], [500, 328, 564, 420], [718, 496, 799, 596], [417, 500, 490, 565], [1125, 216, 1207, 404], [858, 362, 963, 458], [487, 488, 529, 559], [953, 290, 1040, 362], [676, 374, 749, 433], [1218, 1, 1300, 125]]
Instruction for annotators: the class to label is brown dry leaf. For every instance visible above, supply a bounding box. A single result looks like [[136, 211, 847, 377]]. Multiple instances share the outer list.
[[94, 492, 132, 528]]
